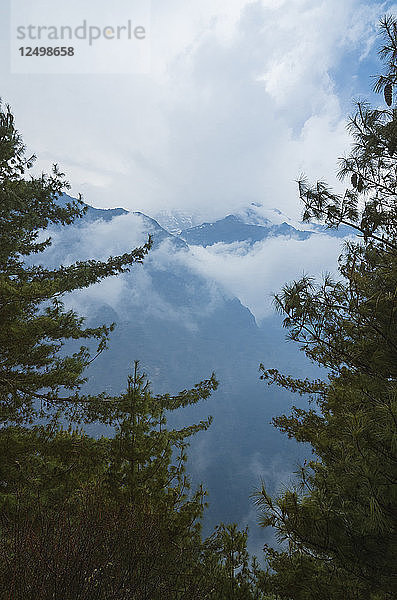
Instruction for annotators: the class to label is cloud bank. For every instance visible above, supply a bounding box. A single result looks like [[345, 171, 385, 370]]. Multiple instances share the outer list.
[[178, 233, 344, 321], [1, 0, 390, 225], [41, 209, 345, 324]]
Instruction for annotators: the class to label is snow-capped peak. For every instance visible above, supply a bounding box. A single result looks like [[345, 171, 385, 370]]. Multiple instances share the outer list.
[[153, 209, 205, 235]]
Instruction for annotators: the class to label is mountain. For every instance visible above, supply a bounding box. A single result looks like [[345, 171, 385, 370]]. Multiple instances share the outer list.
[[57, 194, 187, 249], [46, 195, 330, 553], [153, 209, 206, 235], [132, 211, 188, 250], [57, 193, 129, 222], [236, 204, 294, 227], [179, 214, 312, 247]]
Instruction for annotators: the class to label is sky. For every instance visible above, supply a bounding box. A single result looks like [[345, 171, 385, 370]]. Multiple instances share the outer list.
[[1, 0, 396, 223], [2, 0, 397, 322]]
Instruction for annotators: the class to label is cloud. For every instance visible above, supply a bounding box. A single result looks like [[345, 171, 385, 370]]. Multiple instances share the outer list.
[[43, 213, 225, 328], [40, 205, 350, 326], [176, 233, 345, 321], [1, 0, 386, 225], [42, 212, 150, 266]]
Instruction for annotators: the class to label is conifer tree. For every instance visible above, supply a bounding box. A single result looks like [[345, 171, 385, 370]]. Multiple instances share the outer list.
[[0, 111, 265, 597], [256, 16, 397, 600], [0, 361, 266, 599], [0, 101, 151, 425], [0, 364, 221, 599]]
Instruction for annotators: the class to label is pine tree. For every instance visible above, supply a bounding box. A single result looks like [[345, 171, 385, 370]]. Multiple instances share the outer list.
[[0, 362, 267, 599], [256, 16, 397, 600], [0, 364, 221, 599], [0, 101, 151, 425], [0, 102, 267, 599]]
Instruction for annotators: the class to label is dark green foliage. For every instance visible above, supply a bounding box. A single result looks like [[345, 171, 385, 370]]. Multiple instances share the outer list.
[[0, 363, 267, 599], [256, 16, 397, 600], [0, 104, 267, 597], [0, 101, 151, 425], [0, 493, 212, 600], [0, 502, 267, 599], [0, 365, 219, 599], [205, 523, 265, 599]]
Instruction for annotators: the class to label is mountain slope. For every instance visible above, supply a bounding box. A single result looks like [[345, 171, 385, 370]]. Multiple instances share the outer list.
[[179, 214, 312, 247], [44, 196, 324, 552]]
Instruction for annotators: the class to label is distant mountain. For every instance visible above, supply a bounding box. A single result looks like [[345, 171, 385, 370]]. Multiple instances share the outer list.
[[235, 204, 286, 227], [132, 211, 188, 250], [57, 194, 187, 250], [62, 194, 353, 246], [179, 214, 312, 247], [46, 195, 333, 552], [156, 202, 356, 244], [154, 209, 205, 235], [57, 193, 129, 222], [84, 205, 128, 222]]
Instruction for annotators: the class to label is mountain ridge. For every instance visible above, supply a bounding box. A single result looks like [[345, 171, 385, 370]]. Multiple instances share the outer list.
[[59, 194, 320, 248], [178, 214, 312, 247], [48, 192, 330, 553]]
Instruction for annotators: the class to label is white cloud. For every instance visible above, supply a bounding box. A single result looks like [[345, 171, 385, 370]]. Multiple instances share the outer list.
[[177, 233, 344, 321], [44, 213, 225, 328], [1, 0, 385, 225], [42, 207, 351, 325]]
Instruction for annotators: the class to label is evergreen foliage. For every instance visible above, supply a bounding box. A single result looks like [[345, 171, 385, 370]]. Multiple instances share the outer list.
[[0, 102, 151, 425], [0, 101, 266, 598], [257, 16, 397, 600]]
